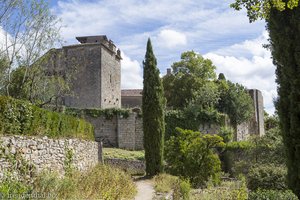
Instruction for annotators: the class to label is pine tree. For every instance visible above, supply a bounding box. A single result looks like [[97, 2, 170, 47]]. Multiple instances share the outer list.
[[142, 38, 165, 176]]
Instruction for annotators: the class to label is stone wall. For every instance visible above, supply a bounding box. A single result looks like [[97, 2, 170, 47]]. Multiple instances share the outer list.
[[100, 46, 121, 108], [86, 112, 143, 150], [104, 158, 145, 175], [0, 136, 99, 178]]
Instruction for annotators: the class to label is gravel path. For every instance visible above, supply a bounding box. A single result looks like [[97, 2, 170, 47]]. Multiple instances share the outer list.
[[134, 179, 155, 200]]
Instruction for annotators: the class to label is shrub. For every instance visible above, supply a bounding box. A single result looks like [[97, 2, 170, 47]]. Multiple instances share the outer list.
[[248, 189, 298, 200], [165, 128, 224, 187], [173, 179, 191, 200], [0, 177, 32, 199], [191, 177, 248, 200], [247, 164, 287, 190], [0, 96, 94, 140], [153, 173, 191, 200]]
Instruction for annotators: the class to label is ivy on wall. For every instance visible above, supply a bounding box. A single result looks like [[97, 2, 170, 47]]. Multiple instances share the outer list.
[[165, 109, 228, 140], [65, 107, 131, 120]]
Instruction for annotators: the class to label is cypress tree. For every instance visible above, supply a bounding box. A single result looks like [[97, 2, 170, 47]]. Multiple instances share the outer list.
[[267, 5, 300, 197], [142, 38, 165, 176]]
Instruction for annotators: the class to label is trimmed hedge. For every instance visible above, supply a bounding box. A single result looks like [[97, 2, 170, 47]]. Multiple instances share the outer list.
[[0, 96, 94, 140]]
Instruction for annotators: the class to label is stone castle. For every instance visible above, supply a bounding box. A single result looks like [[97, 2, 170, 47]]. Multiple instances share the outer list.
[[44, 35, 264, 149]]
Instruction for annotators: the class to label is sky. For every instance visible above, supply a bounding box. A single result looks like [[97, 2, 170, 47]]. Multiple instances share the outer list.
[[4, 0, 278, 114]]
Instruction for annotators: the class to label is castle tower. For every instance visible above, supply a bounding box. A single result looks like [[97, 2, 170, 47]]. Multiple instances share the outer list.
[[45, 35, 122, 109], [236, 89, 265, 141]]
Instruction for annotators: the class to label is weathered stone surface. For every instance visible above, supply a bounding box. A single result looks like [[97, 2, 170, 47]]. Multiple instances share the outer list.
[[0, 136, 100, 178], [43, 35, 121, 109]]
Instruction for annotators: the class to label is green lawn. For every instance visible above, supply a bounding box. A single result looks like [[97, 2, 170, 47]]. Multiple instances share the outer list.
[[103, 148, 145, 161]]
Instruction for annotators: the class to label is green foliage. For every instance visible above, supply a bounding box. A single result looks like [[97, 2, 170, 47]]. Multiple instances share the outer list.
[[230, 0, 299, 22], [153, 173, 191, 200], [232, 0, 300, 197], [142, 38, 165, 176], [103, 148, 145, 161], [0, 177, 32, 200], [218, 126, 234, 143], [0, 96, 94, 140], [33, 164, 137, 200], [247, 164, 287, 190], [163, 51, 217, 109], [191, 177, 248, 200], [217, 81, 254, 126], [165, 109, 227, 141], [65, 107, 131, 119], [64, 148, 74, 176], [249, 189, 298, 200], [222, 123, 286, 177], [165, 128, 224, 187]]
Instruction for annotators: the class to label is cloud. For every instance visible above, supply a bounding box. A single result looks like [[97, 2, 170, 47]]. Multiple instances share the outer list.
[[157, 29, 187, 48], [121, 52, 143, 89], [204, 31, 277, 114]]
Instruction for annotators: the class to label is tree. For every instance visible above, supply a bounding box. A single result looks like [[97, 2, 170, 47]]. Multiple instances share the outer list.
[[217, 81, 254, 126], [232, 1, 300, 197], [142, 38, 165, 176], [0, 0, 61, 96], [162, 51, 216, 109], [165, 128, 224, 187]]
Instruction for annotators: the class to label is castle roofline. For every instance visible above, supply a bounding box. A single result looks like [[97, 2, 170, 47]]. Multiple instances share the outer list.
[[76, 35, 108, 44]]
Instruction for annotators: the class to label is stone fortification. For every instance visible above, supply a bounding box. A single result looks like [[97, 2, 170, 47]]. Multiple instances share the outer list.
[[0, 136, 99, 179], [84, 112, 143, 150], [44, 35, 121, 109]]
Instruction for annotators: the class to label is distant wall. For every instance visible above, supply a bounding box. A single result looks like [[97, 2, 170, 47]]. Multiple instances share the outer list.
[[235, 89, 265, 141], [87, 112, 143, 150], [0, 136, 99, 179]]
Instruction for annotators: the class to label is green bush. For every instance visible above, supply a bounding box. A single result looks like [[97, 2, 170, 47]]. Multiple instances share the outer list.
[[165, 128, 224, 187], [247, 164, 287, 190], [0, 96, 94, 140], [153, 173, 191, 200], [173, 179, 191, 200], [248, 189, 298, 200]]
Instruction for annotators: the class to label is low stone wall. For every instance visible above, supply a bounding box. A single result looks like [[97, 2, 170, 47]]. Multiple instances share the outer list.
[[104, 158, 145, 175], [0, 136, 100, 179]]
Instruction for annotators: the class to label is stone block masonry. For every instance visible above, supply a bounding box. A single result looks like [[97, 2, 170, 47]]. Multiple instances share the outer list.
[[86, 112, 143, 150], [0, 136, 100, 179]]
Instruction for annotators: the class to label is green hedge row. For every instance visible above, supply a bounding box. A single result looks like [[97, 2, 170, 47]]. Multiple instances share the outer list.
[[0, 96, 94, 140]]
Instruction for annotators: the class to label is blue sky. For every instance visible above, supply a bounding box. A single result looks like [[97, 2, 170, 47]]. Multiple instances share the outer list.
[[52, 0, 276, 114]]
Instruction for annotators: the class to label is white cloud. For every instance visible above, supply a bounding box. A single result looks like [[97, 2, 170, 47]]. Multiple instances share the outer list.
[[157, 29, 187, 48], [204, 31, 277, 114], [121, 52, 143, 89]]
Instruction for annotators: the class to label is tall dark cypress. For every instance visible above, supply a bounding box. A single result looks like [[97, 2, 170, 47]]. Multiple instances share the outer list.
[[268, 4, 300, 197], [142, 38, 165, 176]]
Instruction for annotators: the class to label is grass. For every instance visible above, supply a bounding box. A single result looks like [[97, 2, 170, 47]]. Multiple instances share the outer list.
[[0, 164, 137, 200], [190, 180, 248, 200], [153, 173, 179, 193], [103, 148, 145, 161]]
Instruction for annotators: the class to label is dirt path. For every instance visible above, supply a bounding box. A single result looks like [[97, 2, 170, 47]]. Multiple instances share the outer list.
[[134, 179, 155, 200]]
